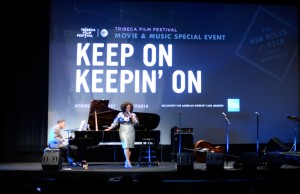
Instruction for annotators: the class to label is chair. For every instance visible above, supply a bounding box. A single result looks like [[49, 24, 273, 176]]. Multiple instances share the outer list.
[[138, 138, 158, 167]]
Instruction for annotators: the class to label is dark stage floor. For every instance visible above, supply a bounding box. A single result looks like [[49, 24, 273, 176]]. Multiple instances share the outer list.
[[1, 160, 300, 194]]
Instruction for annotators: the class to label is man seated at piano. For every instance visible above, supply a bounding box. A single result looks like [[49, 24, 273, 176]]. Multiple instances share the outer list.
[[104, 101, 139, 168], [48, 119, 77, 165]]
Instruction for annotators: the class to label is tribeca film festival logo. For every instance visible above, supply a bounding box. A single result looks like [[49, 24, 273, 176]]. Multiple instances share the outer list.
[[96, 26, 225, 41], [76, 27, 96, 38]]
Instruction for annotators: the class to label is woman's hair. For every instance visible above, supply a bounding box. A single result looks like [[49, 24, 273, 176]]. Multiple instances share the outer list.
[[120, 101, 134, 112]]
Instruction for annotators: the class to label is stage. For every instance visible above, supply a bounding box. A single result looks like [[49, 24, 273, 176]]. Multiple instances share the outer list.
[[0, 160, 300, 194]]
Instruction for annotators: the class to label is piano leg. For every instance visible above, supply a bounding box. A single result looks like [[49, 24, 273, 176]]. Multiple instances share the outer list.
[[76, 145, 88, 168]]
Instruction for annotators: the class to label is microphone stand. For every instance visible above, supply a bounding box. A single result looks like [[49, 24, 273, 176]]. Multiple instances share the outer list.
[[178, 111, 182, 154], [223, 113, 231, 169], [255, 112, 259, 158], [290, 120, 297, 152], [287, 116, 299, 152]]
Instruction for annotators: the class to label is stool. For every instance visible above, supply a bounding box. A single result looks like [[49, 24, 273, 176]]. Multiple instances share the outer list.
[[138, 138, 158, 167]]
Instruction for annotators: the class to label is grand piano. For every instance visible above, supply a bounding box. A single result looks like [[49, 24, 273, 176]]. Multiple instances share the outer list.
[[69, 99, 161, 162]]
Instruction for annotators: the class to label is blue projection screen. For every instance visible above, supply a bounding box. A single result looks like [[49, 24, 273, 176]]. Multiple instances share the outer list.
[[49, 0, 299, 145]]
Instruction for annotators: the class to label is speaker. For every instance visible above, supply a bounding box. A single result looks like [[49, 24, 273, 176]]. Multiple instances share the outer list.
[[171, 127, 194, 161], [233, 152, 258, 170], [41, 148, 62, 170], [176, 152, 194, 171], [264, 137, 290, 152], [206, 152, 224, 171]]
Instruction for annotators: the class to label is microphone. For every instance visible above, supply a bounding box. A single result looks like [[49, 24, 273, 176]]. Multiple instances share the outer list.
[[287, 116, 297, 120], [287, 116, 300, 122], [255, 112, 259, 115], [222, 112, 227, 117]]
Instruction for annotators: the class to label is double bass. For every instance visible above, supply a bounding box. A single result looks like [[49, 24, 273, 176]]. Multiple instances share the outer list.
[[193, 140, 226, 163]]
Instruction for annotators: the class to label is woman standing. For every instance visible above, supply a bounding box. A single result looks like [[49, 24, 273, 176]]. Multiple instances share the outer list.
[[105, 101, 139, 168]]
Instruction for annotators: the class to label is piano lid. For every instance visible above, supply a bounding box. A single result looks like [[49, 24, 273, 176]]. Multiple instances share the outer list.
[[87, 99, 160, 131]]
